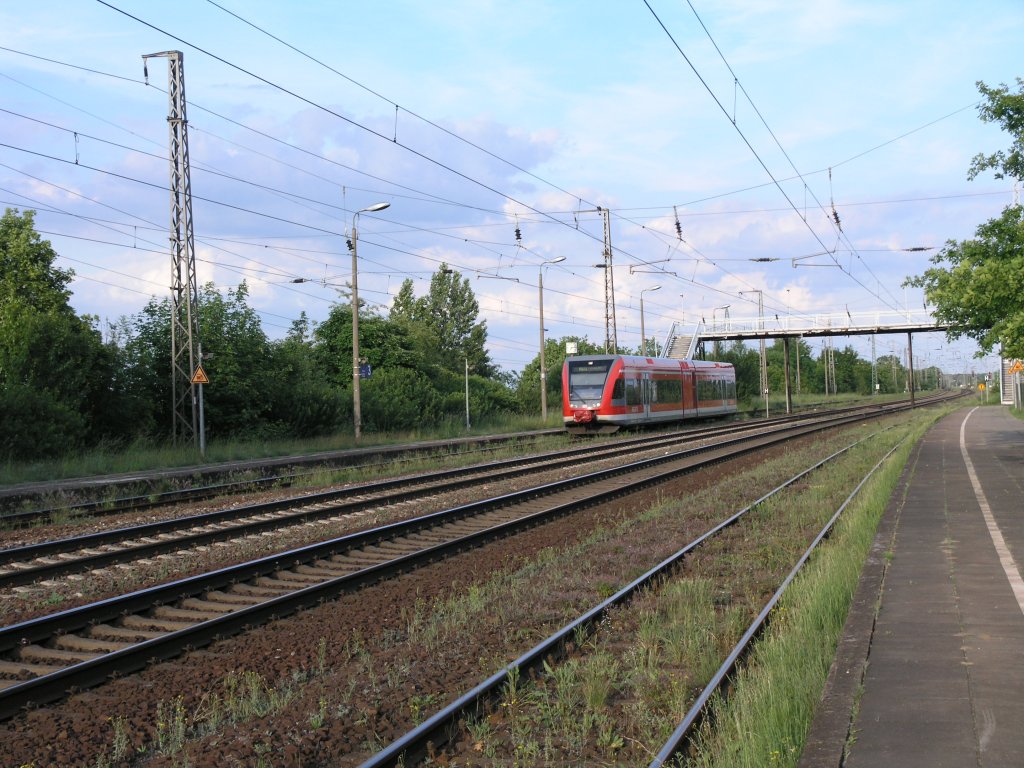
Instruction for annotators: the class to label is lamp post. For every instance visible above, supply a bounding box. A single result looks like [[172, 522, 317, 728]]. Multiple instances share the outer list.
[[538, 256, 566, 422], [351, 201, 390, 442], [712, 305, 729, 358], [740, 289, 768, 417], [640, 285, 661, 356]]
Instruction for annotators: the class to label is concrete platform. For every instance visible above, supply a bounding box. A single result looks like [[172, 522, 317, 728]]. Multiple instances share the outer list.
[[800, 405, 1024, 767]]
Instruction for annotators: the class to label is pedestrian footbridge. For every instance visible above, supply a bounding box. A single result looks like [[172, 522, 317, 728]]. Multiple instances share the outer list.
[[660, 308, 949, 413]]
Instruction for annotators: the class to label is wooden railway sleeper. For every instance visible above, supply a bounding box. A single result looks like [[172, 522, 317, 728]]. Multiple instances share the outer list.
[[178, 598, 239, 614], [88, 624, 163, 642], [249, 575, 310, 590], [225, 583, 289, 598], [0, 659, 54, 682], [261, 570, 327, 585], [53, 635, 128, 654], [293, 563, 357, 578], [119, 614, 193, 633], [16, 645, 96, 664], [152, 605, 226, 622], [201, 590, 268, 606], [0, 412, 909, 721]]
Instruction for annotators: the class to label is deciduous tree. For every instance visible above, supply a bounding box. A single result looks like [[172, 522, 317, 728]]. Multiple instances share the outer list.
[[907, 79, 1024, 358], [0, 209, 127, 458]]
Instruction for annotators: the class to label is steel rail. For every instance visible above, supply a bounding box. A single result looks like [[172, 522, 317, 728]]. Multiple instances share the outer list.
[[2, 393, 955, 525], [0, 413, 834, 586], [0, 410, 884, 719], [0, 429, 567, 522], [648, 442, 903, 766], [357, 435, 903, 767]]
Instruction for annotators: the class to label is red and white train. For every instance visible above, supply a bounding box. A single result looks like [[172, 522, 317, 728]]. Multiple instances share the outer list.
[[562, 354, 737, 434]]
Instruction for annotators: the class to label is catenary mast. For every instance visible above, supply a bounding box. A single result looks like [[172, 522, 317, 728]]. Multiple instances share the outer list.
[[144, 51, 201, 448]]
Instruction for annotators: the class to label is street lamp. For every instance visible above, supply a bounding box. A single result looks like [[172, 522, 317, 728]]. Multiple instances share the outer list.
[[538, 256, 566, 422], [741, 289, 768, 417], [639, 286, 661, 356], [712, 305, 730, 328], [351, 201, 390, 442], [711, 305, 729, 358]]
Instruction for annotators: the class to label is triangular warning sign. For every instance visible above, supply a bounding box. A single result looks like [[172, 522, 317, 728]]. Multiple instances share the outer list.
[[191, 366, 210, 384], [1009, 360, 1024, 374]]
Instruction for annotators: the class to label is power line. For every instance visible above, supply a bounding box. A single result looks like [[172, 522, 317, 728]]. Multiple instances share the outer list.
[[4, 40, 972, 319], [0, 46, 526, 218], [95, 0, 607, 245], [642, 0, 902, 313], [203, 0, 591, 211]]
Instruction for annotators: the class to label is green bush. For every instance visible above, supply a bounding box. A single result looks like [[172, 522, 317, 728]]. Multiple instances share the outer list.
[[362, 366, 443, 432], [0, 383, 86, 460], [270, 380, 348, 438]]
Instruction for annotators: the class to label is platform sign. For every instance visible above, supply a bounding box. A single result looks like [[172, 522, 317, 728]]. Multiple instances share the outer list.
[[359, 363, 372, 379]]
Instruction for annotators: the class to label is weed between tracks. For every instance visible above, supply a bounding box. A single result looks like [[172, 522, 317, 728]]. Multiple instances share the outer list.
[[436, 409, 946, 766], [45, 408, 950, 767], [0, 438, 571, 625]]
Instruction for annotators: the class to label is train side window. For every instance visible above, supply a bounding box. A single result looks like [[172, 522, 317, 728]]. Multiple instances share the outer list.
[[655, 378, 681, 404], [625, 377, 642, 405], [611, 377, 625, 401]]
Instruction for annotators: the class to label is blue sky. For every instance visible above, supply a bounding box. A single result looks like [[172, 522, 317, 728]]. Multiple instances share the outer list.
[[2, 0, 1020, 377]]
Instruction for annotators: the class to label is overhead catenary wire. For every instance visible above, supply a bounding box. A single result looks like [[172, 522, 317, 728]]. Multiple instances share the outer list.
[[643, 0, 903, 313], [0, 41, 978, 311], [4, 157, 615, 334], [681, 0, 904, 311], [1, 14, 985, 368], [202, 0, 592, 213], [94, 0, 613, 249]]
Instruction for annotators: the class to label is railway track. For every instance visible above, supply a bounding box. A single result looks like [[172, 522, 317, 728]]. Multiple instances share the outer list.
[[0, 394, 961, 722], [0, 429, 567, 526], [1, 394, 951, 526], [358, 436, 904, 767], [0, 410, 849, 588], [0, 405, 908, 719]]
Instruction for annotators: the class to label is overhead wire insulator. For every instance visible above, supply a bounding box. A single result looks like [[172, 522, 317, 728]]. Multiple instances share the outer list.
[[828, 166, 842, 231], [673, 205, 683, 241]]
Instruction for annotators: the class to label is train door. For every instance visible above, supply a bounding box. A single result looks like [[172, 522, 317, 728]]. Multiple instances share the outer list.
[[643, 371, 652, 419], [683, 370, 696, 415]]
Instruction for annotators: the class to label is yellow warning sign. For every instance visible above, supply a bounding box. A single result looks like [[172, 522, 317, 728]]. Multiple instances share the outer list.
[[191, 366, 209, 384], [978, 382, 986, 391], [1009, 359, 1024, 374]]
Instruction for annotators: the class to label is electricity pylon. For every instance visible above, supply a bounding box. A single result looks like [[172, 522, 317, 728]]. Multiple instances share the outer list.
[[144, 50, 201, 447]]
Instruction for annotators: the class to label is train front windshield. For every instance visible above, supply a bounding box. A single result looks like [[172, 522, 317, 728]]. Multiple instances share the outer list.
[[566, 359, 613, 405]]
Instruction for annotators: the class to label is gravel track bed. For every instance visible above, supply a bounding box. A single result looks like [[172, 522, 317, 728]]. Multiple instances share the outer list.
[[0, 436, 721, 626], [0, 425, 871, 767]]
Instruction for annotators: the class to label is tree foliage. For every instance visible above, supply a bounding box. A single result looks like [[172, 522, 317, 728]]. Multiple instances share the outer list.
[[0, 209, 129, 458], [968, 78, 1024, 182], [907, 79, 1024, 359], [515, 336, 604, 416], [4, 208, 966, 462], [391, 265, 493, 376], [908, 207, 1024, 358]]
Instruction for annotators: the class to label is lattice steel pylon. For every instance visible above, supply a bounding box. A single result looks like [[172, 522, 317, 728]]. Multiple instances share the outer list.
[[600, 207, 618, 353], [144, 51, 201, 447], [579, 206, 618, 353]]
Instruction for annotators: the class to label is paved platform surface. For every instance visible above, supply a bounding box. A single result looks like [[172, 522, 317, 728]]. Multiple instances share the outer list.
[[800, 405, 1024, 767]]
